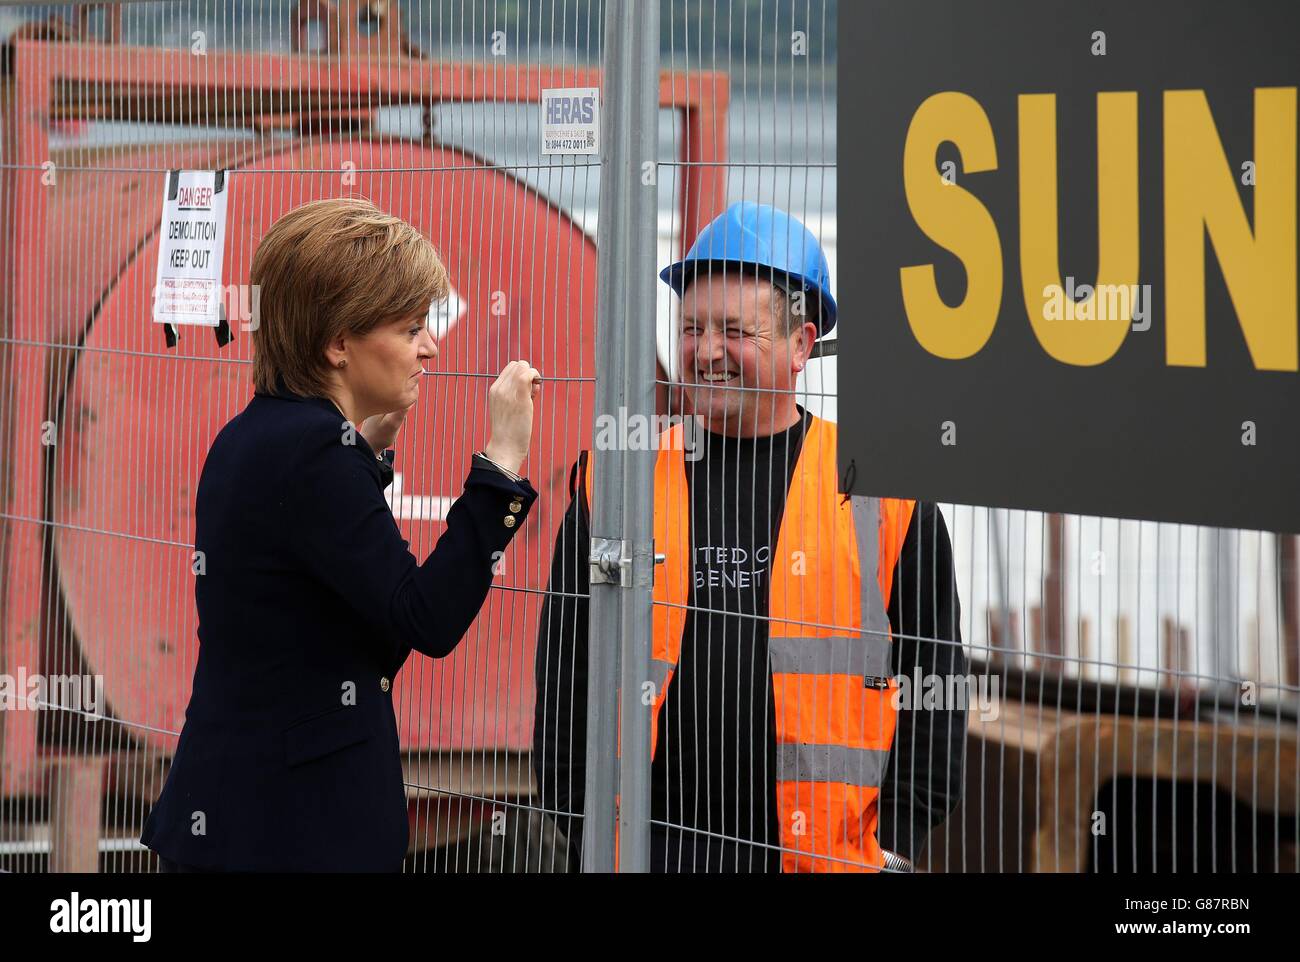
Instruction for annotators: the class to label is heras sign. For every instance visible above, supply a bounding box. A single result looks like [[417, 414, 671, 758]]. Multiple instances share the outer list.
[[838, 0, 1299, 533]]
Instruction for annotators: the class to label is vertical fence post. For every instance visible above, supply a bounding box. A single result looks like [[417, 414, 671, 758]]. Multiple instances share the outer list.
[[584, 0, 658, 873]]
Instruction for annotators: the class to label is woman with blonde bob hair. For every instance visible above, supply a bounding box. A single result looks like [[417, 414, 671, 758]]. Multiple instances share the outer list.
[[141, 198, 540, 872]]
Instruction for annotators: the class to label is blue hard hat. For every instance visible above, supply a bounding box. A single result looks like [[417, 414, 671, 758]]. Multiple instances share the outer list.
[[659, 201, 837, 335]]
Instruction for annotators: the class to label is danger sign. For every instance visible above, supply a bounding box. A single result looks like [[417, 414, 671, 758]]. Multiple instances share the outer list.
[[153, 170, 230, 326]]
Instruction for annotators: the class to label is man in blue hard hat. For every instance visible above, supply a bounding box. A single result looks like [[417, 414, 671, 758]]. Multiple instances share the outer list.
[[533, 202, 967, 872], [659, 201, 836, 439]]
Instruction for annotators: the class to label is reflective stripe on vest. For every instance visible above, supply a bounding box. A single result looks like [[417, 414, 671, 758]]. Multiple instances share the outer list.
[[578, 416, 915, 872]]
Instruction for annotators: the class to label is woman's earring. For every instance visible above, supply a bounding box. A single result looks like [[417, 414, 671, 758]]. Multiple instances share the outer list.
[[337, 359, 347, 369]]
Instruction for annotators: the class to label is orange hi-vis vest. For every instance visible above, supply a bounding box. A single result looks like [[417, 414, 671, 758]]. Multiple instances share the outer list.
[[579, 415, 916, 872]]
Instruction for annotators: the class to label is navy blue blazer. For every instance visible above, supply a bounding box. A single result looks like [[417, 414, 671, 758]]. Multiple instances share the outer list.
[[141, 378, 536, 871]]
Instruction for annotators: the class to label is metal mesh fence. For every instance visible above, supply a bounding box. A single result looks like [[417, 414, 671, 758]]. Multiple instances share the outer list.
[[935, 510, 1299, 872], [0, 0, 612, 873], [0, 0, 1295, 874]]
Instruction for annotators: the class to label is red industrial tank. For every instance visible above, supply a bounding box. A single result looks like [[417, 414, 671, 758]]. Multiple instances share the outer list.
[[0, 25, 727, 867], [49, 136, 599, 753]]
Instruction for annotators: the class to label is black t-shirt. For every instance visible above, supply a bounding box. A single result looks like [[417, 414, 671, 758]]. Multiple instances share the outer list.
[[648, 408, 810, 872], [533, 409, 969, 874]]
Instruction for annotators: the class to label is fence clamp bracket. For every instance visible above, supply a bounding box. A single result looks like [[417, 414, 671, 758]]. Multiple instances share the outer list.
[[590, 537, 664, 588]]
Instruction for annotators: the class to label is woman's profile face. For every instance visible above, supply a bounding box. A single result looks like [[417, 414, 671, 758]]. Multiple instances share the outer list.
[[345, 311, 438, 417]]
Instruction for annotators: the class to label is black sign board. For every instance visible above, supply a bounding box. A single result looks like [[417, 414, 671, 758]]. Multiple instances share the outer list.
[[838, 0, 1298, 532]]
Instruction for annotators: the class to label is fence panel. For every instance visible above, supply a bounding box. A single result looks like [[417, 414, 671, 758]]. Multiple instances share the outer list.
[[0, 0, 1295, 874], [0, 0, 613, 873]]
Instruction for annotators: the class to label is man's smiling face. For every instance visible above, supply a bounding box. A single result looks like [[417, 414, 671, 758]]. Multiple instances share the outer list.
[[679, 269, 810, 436]]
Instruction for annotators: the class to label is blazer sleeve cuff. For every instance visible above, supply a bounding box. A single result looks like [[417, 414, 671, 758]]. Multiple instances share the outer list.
[[464, 467, 539, 539]]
